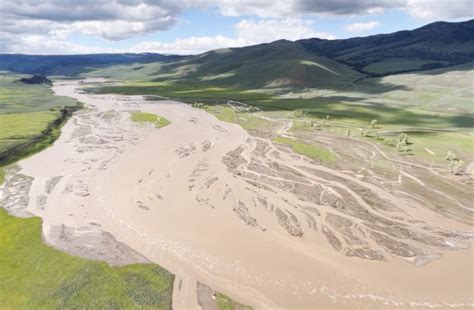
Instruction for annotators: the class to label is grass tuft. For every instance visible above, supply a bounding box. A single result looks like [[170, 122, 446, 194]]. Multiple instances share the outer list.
[[130, 112, 170, 129], [215, 292, 253, 310], [274, 136, 336, 163], [0, 167, 4, 186]]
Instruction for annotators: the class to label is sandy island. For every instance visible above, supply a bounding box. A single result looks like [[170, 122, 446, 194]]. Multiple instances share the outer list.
[[1, 79, 473, 309]]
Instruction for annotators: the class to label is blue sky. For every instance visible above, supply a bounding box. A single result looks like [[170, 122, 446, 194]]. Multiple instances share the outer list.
[[1, 1, 473, 54]]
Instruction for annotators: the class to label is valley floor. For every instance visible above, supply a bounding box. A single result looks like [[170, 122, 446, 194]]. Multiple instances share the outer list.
[[1, 80, 473, 308]]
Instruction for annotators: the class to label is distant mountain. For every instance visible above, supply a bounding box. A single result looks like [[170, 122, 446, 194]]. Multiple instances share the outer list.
[[299, 19, 474, 75], [86, 20, 474, 89], [0, 53, 183, 76], [145, 40, 363, 89]]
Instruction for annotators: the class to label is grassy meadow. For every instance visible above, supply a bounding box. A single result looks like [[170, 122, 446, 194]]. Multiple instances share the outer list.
[[0, 73, 78, 187], [94, 81, 272, 102], [273, 136, 336, 163], [0, 73, 78, 161], [131, 111, 170, 128], [0, 111, 59, 152], [0, 74, 76, 114], [0, 208, 174, 309]]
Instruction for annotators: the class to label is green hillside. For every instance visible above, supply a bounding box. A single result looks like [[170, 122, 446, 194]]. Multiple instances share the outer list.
[[362, 62, 474, 114], [86, 40, 364, 90], [299, 20, 474, 75], [173, 40, 363, 89], [86, 20, 474, 90]]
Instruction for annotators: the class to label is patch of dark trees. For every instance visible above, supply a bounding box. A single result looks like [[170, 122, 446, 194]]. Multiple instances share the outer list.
[[18, 75, 52, 85]]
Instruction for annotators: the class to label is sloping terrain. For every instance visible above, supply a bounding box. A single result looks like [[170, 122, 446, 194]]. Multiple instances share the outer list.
[[156, 40, 363, 89], [89, 40, 364, 90], [299, 20, 474, 75], [0, 53, 182, 76], [360, 62, 474, 114], [87, 20, 474, 89]]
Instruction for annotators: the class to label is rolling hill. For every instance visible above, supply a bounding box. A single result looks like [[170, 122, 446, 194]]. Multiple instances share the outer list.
[[139, 40, 364, 89], [87, 19, 473, 89], [299, 19, 474, 75]]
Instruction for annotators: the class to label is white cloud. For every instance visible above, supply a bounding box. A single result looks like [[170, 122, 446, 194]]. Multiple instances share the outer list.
[[213, 0, 474, 19], [71, 19, 175, 41], [3, 17, 335, 55], [131, 18, 335, 55], [0, 0, 185, 41], [130, 36, 245, 55], [1, 1, 473, 43], [214, 1, 296, 17], [4, 34, 115, 54], [1, 0, 473, 54], [236, 18, 335, 42], [212, 0, 402, 17], [344, 21, 380, 33], [406, 0, 474, 19]]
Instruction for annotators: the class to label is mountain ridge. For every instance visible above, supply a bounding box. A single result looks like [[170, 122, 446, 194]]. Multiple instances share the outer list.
[[298, 19, 474, 75], [1, 19, 472, 87]]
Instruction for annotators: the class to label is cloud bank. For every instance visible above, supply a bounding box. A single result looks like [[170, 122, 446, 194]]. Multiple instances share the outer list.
[[1, 0, 472, 54]]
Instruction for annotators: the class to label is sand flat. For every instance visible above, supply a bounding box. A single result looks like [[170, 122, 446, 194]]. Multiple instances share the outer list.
[[8, 80, 473, 309]]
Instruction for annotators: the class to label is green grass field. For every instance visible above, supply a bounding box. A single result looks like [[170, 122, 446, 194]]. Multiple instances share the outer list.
[[192, 104, 272, 131], [0, 74, 79, 166], [94, 81, 272, 102], [130, 112, 170, 128], [0, 208, 174, 309], [274, 136, 336, 163], [0, 74, 85, 182], [215, 292, 253, 310], [0, 74, 76, 114], [242, 97, 473, 129], [0, 168, 4, 186], [0, 111, 59, 153]]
